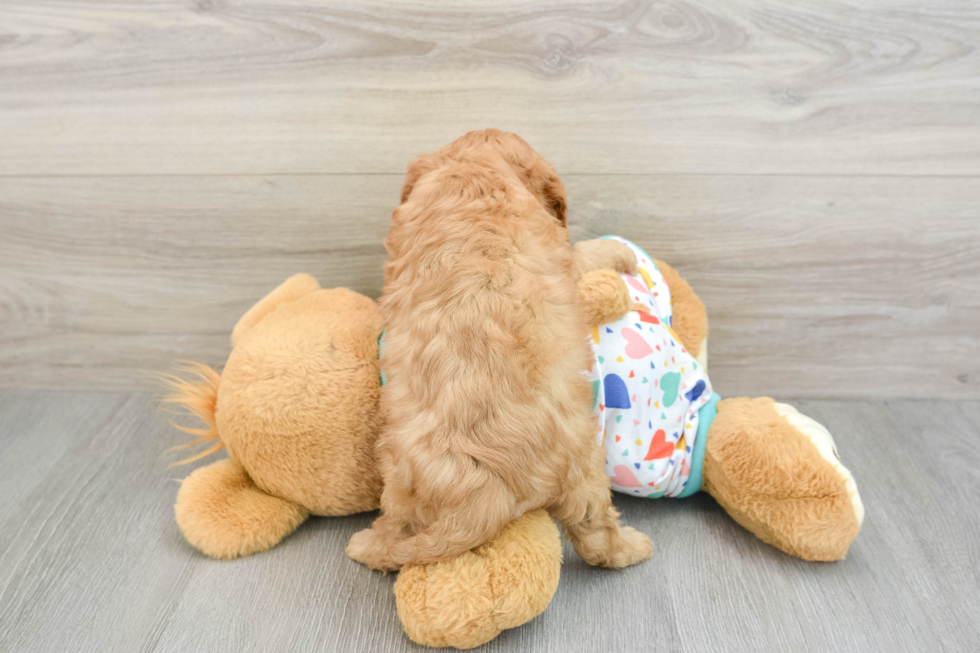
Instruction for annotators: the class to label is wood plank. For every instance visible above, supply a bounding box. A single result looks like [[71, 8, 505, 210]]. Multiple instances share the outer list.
[[1, 393, 978, 651], [568, 174, 980, 400], [2, 174, 978, 397], [1, 0, 978, 176], [0, 174, 395, 391]]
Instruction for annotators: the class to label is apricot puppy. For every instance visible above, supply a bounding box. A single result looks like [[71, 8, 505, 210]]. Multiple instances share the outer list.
[[347, 129, 651, 571]]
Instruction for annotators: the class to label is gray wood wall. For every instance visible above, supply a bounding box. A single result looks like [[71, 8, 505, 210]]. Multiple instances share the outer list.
[[1, 0, 978, 398]]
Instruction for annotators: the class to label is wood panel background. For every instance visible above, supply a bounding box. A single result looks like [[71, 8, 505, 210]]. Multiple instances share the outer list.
[[1, 0, 979, 397]]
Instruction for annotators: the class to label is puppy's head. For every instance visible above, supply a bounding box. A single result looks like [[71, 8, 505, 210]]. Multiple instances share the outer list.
[[399, 129, 567, 227]]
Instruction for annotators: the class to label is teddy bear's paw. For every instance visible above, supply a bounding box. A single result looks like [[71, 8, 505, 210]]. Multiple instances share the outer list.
[[704, 397, 863, 561], [578, 269, 642, 327], [175, 458, 309, 559], [394, 509, 561, 649], [772, 402, 864, 528]]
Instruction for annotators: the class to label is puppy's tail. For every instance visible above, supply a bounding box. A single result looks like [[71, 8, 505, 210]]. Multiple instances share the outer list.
[[394, 496, 517, 568], [159, 362, 224, 466]]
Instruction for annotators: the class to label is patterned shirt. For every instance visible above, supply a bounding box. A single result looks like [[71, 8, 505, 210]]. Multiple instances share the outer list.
[[586, 237, 713, 498]]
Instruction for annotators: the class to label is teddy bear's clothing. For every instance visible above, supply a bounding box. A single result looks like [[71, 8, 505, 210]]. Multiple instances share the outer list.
[[586, 237, 717, 499]]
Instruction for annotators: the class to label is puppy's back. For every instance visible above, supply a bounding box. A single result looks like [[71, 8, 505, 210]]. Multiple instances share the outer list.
[[380, 156, 594, 492]]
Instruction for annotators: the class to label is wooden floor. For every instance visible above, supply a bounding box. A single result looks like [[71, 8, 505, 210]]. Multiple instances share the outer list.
[[0, 392, 978, 652]]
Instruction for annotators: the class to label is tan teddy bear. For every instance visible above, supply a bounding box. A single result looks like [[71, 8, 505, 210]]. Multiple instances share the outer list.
[[164, 240, 861, 649], [163, 262, 637, 647]]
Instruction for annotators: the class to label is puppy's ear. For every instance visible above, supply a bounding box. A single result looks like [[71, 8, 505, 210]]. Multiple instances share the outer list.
[[400, 153, 440, 204], [544, 170, 568, 227], [527, 160, 568, 227]]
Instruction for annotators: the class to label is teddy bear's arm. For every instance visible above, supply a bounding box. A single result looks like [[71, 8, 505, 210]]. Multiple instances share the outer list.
[[654, 259, 708, 367], [175, 458, 309, 559], [577, 269, 647, 328]]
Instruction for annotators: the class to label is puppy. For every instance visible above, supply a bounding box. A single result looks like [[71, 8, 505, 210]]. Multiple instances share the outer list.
[[347, 129, 651, 571]]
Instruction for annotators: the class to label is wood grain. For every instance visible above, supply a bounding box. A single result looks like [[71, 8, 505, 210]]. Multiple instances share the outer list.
[[2, 174, 978, 397], [0, 0, 978, 176], [1, 392, 978, 651]]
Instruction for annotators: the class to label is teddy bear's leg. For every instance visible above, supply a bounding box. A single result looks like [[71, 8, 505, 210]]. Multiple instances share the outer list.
[[175, 458, 310, 559], [230, 273, 321, 347], [701, 397, 864, 561], [653, 259, 708, 369], [393, 509, 562, 649]]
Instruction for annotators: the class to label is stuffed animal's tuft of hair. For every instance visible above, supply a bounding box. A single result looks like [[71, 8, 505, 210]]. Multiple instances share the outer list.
[[160, 362, 224, 466]]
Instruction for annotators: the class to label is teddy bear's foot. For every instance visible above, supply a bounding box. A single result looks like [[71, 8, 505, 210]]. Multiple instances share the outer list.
[[702, 397, 863, 561], [393, 509, 562, 650], [175, 458, 309, 559]]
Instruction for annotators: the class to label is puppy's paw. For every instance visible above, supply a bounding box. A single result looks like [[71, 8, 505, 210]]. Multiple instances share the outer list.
[[346, 527, 399, 571], [606, 526, 652, 569], [573, 239, 638, 276], [605, 241, 638, 275]]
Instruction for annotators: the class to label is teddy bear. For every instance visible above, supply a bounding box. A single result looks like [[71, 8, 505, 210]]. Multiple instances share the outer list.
[[162, 255, 633, 647], [573, 238, 862, 542], [163, 237, 862, 649]]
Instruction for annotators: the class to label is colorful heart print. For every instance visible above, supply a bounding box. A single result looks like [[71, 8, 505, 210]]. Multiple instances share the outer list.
[[610, 464, 643, 488], [660, 371, 681, 407], [603, 373, 631, 409], [643, 429, 674, 461], [622, 328, 654, 359]]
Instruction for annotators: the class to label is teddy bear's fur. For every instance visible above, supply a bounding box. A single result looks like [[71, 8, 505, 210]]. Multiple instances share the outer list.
[[165, 282, 385, 559], [703, 399, 863, 561], [164, 257, 862, 649], [393, 508, 562, 649], [164, 268, 636, 647]]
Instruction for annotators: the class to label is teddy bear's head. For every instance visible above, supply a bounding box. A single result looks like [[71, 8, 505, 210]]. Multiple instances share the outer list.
[[215, 287, 386, 515]]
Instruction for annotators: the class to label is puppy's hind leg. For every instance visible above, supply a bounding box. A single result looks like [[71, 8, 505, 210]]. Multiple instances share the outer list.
[[550, 466, 652, 569], [348, 479, 516, 571], [346, 513, 410, 571]]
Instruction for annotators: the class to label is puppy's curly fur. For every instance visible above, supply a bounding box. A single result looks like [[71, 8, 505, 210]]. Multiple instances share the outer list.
[[347, 130, 651, 571]]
